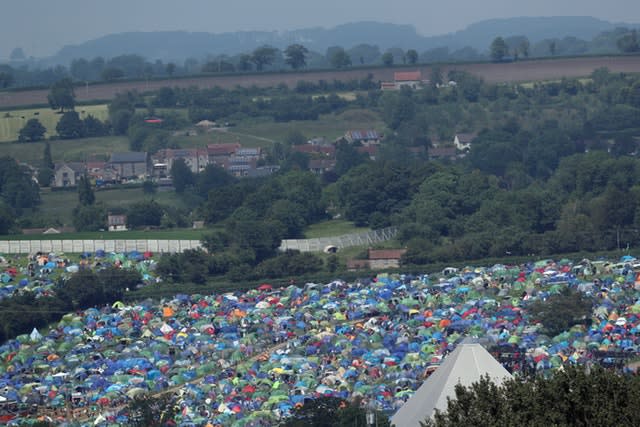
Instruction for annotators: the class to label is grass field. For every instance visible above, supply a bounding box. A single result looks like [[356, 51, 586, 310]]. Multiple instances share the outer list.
[[38, 187, 188, 226], [304, 219, 369, 238], [150, 108, 383, 150], [0, 105, 109, 143], [1, 136, 130, 166], [2, 106, 383, 166], [234, 109, 383, 144]]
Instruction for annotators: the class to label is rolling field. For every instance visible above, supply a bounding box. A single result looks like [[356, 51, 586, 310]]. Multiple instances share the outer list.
[[1, 136, 129, 165], [1, 107, 382, 166], [38, 186, 188, 226], [1, 56, 640, 110], [0, 104, 109, 142]]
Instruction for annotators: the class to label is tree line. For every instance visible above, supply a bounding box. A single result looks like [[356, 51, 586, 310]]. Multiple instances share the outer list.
[[2, 26, 639, 90]]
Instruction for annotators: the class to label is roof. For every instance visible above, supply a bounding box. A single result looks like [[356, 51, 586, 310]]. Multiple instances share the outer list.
[[395, 71, 422, 82], [292, 145, 336, 156], [368, 249, 407, 260], [54, 162, 85, 173], [356, 145, 378, 157], [208, 143, 241, 156], [429, 147, 457, 158], [308, 159, 336, 170], [109, 152, 147, 163], [390, 339, 513, 427], [347, 130, 380, 141]]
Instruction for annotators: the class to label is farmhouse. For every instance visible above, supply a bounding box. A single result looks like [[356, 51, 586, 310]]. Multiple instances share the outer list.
[[108, 152, 149, 180], [52, 162, 85, 187], [154, 148, 209, 174], [347, 248, 407, 271], [428, 146, 458, 160], [344, 130, 381, 146], [381, 71, 425, 90]]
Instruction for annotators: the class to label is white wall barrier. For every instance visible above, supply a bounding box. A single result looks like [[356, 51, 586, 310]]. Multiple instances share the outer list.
[[0, 240, 203, 254], [279, 227, 398, 253]]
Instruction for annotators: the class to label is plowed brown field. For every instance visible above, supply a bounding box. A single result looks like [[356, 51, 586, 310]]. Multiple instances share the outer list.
[[1, 56, 640, 109]]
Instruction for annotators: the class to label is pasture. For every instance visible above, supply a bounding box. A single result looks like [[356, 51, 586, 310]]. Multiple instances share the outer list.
[[0, 104, 109, 142], [1, 136, 129, 166], [38, 187, 188, 226]]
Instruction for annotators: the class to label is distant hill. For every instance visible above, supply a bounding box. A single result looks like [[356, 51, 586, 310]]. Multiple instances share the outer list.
[[48, 16, 639, 64]]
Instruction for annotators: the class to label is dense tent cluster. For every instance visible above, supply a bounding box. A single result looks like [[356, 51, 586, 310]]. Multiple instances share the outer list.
[[0, 254, 639, 425]]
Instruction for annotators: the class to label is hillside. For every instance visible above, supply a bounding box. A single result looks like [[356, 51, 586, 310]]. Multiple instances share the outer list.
[[45, 16, 639, 64]]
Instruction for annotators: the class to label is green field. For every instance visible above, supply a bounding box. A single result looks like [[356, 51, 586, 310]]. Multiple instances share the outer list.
[[0, 105, 109, 143], [234, 109, 383, 144], [170, 108, 383, 149], [1, 136, 130, 166], [38, 187, 188, 226]]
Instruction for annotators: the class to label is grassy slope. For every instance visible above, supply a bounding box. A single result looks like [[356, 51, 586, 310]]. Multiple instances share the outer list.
[[38, 187, 188, 226], [2, 136, 130, 166], [2, 106, 383, 166], [0, 105, 109, 143]]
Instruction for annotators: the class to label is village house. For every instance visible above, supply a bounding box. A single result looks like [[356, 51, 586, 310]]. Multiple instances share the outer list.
[[108, 152, 149, 180], [52, 162, 85, 187], [292, 144, 336, 158], [357, 145, 378, 161], [381, 71, 425, 90], [347, 248, 407, 271], [207, 143, 241, 166], [344, 130, 381, 146], [308, 159, 337, 174], [154, 148, 209, 174], [85, 161, 119, 185], [428, 146, 458, 160], [107, 213, 127, 232]]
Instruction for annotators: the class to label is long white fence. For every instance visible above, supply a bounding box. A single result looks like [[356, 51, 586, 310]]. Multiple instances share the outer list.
[[279, 227, 398, 252], [0, 240, 202, 254]]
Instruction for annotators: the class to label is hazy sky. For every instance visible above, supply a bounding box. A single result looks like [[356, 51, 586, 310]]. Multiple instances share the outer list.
[[2, 0, 640, 58]]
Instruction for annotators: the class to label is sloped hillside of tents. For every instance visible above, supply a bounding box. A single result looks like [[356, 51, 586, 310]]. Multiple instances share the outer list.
[[390, 338, 513, 427]]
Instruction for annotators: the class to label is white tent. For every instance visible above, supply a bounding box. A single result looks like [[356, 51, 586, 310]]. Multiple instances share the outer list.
[[29, 327, 42, 342], [390, 338, 513, 427]]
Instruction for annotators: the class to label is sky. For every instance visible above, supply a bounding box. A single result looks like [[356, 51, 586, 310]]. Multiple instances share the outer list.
[[2, 0, 640, 58]]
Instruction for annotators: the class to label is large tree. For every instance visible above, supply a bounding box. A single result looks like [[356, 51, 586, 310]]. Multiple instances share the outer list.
[[47, 78, 76, 113], [77, 173, 95, 206], [424, 367, 640, 427], [490, 37, 509, 62], [406, 49, 419, 64], [284, 44, 309, 70], [18, 118, 46, 142], [327, 47, 352, 69], [170, 158, 194, 193], [381, 52, 394, 66], [282, 397, 390, 427], [617, 29, 640, 53], [251, 45, 278, 71], [56, 111, 85, 139]]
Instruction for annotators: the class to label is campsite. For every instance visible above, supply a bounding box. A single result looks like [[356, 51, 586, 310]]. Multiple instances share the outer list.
[[1, 251, 640, 425], [3, 7, 640, 426]]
